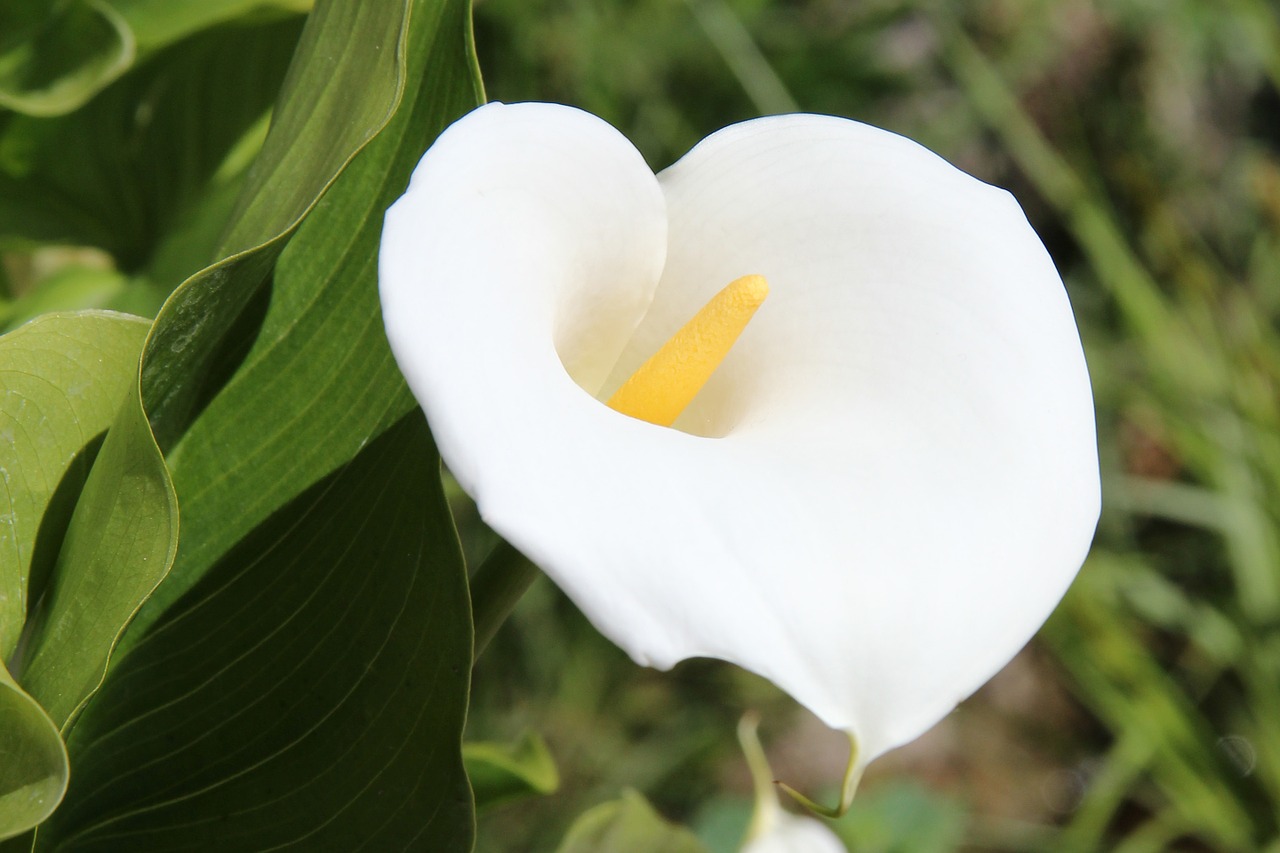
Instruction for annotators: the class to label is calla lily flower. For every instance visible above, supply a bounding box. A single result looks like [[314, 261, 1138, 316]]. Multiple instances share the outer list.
[[741, 809, 846, 853], [379, 102, 1099, 768]]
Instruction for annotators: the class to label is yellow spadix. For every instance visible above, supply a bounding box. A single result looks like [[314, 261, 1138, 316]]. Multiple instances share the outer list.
[[607, 274, 768, 427]]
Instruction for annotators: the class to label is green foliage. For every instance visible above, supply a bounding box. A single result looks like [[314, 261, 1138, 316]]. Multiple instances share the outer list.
[[0, 312, 149, 659], [34, 413, 472, 851], [144, 0, 482, 624], [466, 731, 560, 809], [0, 306, 173, 828], [0, 310, 147, 839], [555, 790, 710, 853], [0, 1, 133, 117], [0, 17, 303, 272], [0, 665, 66, 840], [106, 0, 313, 55], [14, 372, 175, 730], [1, 0, 483, 847], [0, 0, 311, 118]]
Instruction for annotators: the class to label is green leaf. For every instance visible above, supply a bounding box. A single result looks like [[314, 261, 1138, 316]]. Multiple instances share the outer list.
[[133, 0, 483, 630], [49, 0, 422, 687], [466, 730, 560, 809], [14, 361, 176, 730], [9, 0, 478, 845], [0, 311, 149, 661], [132, 0, 413, 458], [105, 0, 313, 54], [34, 413, 472, 851], [0, 663, 66, 842], [0, 1, 134, 117], [0, 0, 313, 119], [0, 310, 148, 842], [3, 0, 479, 842], [556, 791, 711, 853], [18, 0, 435, 729], [0, 17, 303, 272], [207, 3, 410, 264]]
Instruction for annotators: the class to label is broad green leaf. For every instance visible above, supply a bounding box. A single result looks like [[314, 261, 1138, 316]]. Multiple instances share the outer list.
[[0, 0, 312, 119], [135, 0, 412, 453], [105, 0, 313, 54], [17, 0, 430, 722], [35, 413, 472, 851], [3, 0, 477, 843], [0, 310, 148, 843], [0, 311, 149, 660], [0, 18, 302, 272], [557, 791, 710, 853], [0, 0, 474, 842], [466, 730, 560, 809], [0, 1, 134, 117], [14, 367, 176, 729], [0, 663, 66, 842], [135, 0, 483, 627]]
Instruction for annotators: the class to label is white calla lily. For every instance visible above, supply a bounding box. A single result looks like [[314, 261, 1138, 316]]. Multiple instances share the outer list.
[[379, 102, 1099, 766], [741, 810, 846, 853]]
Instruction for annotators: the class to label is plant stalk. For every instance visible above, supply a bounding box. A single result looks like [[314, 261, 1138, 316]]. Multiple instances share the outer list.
[[469, 540, 540, 662]]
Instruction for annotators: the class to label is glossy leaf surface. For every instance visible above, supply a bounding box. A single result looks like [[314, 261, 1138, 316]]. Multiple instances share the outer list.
[[34, 414, 472, 851], [0, 311, 149, 660]]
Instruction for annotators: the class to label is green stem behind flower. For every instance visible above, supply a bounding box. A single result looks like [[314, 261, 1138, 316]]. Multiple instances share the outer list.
[[776, 729, 862, 820], [470, 540, 541, 662], [739, 711, 862, 826]]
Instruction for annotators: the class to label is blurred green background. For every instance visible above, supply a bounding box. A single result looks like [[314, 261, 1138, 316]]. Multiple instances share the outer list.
[[5, 0, 1280, 850]]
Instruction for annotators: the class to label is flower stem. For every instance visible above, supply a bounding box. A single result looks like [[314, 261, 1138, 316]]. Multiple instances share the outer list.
[[776, 729, 862, 819], [738, 712, 781, 841], [469, 540, 540, 662]]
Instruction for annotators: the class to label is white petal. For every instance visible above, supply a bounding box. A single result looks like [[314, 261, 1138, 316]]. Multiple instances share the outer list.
[[380, 104, 1099, 764], [381, 101, 666, 408], [742, 811, 846, 853]]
